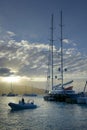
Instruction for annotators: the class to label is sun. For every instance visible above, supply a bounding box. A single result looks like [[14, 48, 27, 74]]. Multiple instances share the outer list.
[[2, 76, 20, 83]]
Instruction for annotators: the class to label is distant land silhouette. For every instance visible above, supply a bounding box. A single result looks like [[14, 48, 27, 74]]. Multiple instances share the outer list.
[[0, 84, 45, 95]]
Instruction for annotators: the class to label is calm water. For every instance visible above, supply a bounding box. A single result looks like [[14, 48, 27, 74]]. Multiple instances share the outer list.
[[0, 96, 87, 130]]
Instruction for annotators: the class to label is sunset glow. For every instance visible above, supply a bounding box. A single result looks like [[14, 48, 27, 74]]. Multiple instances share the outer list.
[[31, 77, 46, 82], [2, 76, 21, 83]]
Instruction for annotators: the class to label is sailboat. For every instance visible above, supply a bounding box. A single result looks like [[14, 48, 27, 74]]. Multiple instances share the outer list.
[[23, 86, 37, 97], [44, 11, 77, 102], [7, 79, 17, 96]]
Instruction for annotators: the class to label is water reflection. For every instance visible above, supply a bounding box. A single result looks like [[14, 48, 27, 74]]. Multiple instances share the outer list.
[[0, 96, 87, 130]]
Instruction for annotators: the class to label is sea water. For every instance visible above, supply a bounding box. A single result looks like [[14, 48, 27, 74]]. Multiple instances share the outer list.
[[0, 96, 87, 130]]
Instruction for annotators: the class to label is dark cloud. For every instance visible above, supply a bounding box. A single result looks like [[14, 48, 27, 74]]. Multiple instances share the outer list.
[[0, 67, 14, 76]]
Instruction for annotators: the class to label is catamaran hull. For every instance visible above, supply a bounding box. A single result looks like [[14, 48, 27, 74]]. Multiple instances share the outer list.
[[44, 93, 78, 103], [44, 94, 67, 102]]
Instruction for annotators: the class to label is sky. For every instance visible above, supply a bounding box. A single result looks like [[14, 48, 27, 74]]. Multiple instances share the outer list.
[[0, 0, 87, 92]]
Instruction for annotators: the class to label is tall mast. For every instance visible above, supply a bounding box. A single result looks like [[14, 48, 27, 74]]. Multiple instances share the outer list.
[[60, 11, 64, 88], [50, 14, 54, 90], [46, 43, 50, 92]]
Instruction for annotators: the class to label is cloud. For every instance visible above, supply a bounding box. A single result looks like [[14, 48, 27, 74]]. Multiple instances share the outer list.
[[63, 39, 70, 44], [0, 34, 50, 77], [6, 31, 16, 37], [0, 30, 87, 80], [0, 67, 14, 76], [53, 39, 87, 79], [63, 39, 77, 46]]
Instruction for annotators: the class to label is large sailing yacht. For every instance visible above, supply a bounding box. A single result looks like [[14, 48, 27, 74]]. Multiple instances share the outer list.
[[44, 11, 77, 102]]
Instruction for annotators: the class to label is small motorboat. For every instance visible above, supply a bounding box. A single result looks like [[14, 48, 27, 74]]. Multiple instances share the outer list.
[[8, 99, 37, 110]]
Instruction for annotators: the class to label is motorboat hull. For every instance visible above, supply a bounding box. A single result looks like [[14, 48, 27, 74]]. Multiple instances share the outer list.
[[8, 102, 37, 110]]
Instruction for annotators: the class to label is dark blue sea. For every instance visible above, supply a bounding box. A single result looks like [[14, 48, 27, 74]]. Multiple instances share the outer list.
[[0, 96, 87, 130]]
